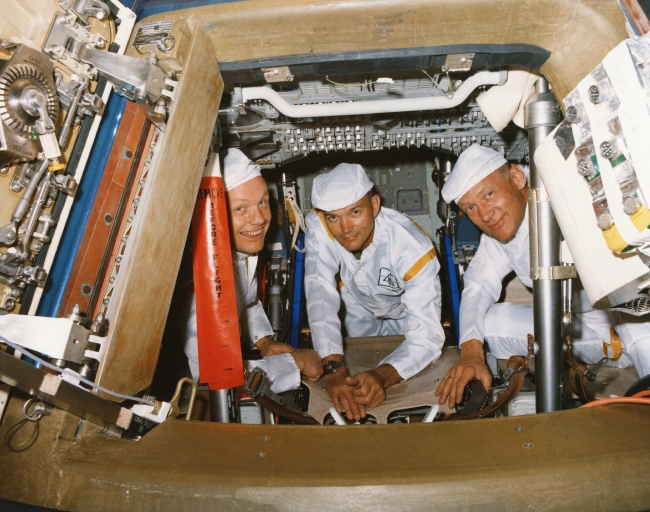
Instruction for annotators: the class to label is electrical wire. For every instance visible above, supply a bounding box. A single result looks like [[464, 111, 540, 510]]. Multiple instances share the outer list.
[[579, 397, 650, 408], [631, 389, 650, 398], [421, 70, 449, 93], [0, 335, 154, 405], [325, 76, 388, 87]]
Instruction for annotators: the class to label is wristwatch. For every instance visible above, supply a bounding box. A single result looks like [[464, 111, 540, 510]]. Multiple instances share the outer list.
[[323, 360, 348, 375]]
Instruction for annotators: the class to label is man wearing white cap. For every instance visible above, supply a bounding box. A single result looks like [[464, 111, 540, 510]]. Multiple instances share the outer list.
[[181, 148, 323, 393], [434, 143, 649, 408], [305, 163, 445, 421]]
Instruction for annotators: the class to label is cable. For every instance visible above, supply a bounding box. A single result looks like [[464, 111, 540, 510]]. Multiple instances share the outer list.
[[579, 397, 650, 408], [421, 70, 449, 94], [632, 389, 650, 398], [0, 336, 154, 405], [325, 76, 389, 88]]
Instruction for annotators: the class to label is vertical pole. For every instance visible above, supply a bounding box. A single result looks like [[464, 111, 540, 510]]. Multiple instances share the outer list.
[[524, 78, 563, 413]]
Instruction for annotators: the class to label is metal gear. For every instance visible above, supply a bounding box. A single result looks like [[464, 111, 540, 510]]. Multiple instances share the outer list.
[[0, 62, 59, 136]]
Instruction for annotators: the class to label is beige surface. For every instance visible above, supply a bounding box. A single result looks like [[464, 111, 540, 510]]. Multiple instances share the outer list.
[[306, 337, 458, 423], [132, 0, 628, 102], [94, 19, 224, 398], [1, 390, 649, 511]]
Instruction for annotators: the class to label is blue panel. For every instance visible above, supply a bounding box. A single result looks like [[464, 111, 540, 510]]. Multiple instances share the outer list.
[[37, 94, 127, 318], [133, 0, 239, 19], [455, 214, 481, 252], [442, 233, 461, 345], [289, 234, 305, 349]]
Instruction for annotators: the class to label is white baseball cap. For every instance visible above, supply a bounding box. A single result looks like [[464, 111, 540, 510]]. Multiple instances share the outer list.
[[311, 163, 374, 211], [441, 144, 508, 203], [222, 148, 262, 191]]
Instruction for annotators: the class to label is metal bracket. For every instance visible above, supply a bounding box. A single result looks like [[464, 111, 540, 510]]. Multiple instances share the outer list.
[[262, 66, 294, 83], [0, 314, 106, 365], [534, 264, 578, 280], [44, 39, 173, 126], [442, 53, 475, 72], [245, 367, 285, 406]]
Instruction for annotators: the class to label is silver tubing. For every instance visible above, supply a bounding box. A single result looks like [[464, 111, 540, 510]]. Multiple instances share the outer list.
[[209, 388, 237, 423], [524, 78, 563, 413]]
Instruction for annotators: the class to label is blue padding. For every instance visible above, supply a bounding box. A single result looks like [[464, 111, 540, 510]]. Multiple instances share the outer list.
[[442, 233, 461, 345], [289, 234, 305, 349], [37, 94, 127, 317]]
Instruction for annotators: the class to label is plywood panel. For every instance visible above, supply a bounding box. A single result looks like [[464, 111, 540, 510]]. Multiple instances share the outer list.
[[95, 18, 223, 398]]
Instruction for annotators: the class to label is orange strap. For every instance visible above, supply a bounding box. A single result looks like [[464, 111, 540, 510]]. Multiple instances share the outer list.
[[602, 327, 623, 361]]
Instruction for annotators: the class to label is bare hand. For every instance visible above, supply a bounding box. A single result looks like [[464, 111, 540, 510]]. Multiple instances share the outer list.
[[326, 370, 364, 421], [255, 337, 294, 357], [434, 339, 492, 408], [351, 371, 386, 408], [291, 350, 323, 382]]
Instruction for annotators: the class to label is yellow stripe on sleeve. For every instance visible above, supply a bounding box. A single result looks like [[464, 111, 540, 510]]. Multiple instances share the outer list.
[[403, 248, 437, 282]]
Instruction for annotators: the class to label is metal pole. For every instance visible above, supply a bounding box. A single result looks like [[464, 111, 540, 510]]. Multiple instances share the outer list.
[[209, 388, 237, 423], [524, 78, 563, 413]]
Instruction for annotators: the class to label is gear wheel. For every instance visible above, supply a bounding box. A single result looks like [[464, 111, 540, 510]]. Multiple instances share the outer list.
[[0, 62, 59, 135]]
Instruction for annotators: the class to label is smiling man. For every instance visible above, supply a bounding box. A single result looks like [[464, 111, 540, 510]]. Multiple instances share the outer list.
[[305, 163, 445, 421], [434, 144, 650, 408], [181, 148, 323, 393]]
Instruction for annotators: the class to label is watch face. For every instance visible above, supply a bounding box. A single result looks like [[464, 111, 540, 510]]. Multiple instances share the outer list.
[[324, 360, 346, 374]]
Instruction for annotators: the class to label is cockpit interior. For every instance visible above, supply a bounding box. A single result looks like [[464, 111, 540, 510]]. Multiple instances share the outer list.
[[1, 1, 649, 510]]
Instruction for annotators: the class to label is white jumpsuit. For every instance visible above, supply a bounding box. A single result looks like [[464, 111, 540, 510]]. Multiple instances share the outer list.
[[461, 207, 650, 377], [181, 252, 300, 393], [305, 207, 445, 380]]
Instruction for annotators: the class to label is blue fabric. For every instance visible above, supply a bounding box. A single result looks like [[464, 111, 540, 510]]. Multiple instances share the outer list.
[[289, 234, 305, 348]]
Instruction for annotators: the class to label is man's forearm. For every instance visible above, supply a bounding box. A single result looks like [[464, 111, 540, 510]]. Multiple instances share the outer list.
[[460, 338, 485, 360], [370, 364, 402, 389]]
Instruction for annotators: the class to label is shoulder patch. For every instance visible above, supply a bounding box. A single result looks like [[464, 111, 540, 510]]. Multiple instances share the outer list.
[[378, 268, 402, 292]]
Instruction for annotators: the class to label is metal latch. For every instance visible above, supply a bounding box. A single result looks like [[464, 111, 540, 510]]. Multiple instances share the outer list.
[[569, 357, 608, 382], [245, 367, 285, 406], [167, 377, 197, 420], [502, 367, 529, 383]]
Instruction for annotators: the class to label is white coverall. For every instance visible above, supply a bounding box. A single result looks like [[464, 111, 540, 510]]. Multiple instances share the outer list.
[[461, 207, 650, 377], [305, 207, 445, 380], [181, 252, 300, 393]]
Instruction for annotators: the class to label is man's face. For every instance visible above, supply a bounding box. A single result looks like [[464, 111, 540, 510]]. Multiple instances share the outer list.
[[227, 176, 272, 254], [457, 165, 528, 243], [322, 193, 381, 252]]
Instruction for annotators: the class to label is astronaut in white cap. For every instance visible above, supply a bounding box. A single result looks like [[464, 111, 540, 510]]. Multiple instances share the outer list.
[[434, 143, 649, 408], [305, 163, 445, 421], [181, 148, 323, 393]]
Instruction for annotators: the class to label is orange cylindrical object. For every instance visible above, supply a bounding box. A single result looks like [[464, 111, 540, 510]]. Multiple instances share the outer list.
[[191, 159, 243, 390]]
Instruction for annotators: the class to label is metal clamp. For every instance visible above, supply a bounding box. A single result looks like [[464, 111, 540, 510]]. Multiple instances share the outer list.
[[245, 367, 285, 406], [569, 357, 608, 382], [502, 367, 529, 383], [535, 264, 578, 280]]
